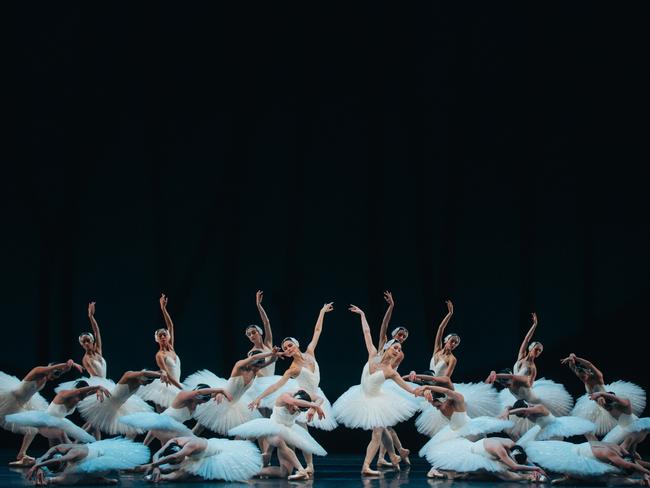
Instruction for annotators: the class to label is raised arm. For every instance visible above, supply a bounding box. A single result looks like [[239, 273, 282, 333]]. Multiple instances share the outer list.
[[283, 394, 325, 415], [256, 290, 273, 347], [305, 302, 333, 355], [349, 305, 377, 357], [150, 439, 193, 467], [589, 391, 631, 408], [433, 300, 454, 354], [378, 291, 394, 351], [517, 313, 538, 360], [159, 293, 175, 347], [87, 301, 102, 355]]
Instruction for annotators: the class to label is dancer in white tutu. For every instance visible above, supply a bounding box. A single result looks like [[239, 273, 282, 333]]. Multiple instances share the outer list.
[[78, 302, 109, 381], [486, 313, 573, 436], [6, 380, 109, 445], [119, 385, 232, 446], [504, 399, 596, 442], [143, 435, 262, 482], [248, 302, 335, 476], [563, 352, 646, 437], [417, 384, 513, 478], [1, 360, 82, 466], [78, 370, 164, 437], [429, 299, 458, 377], [247, 290, 276, 377], [187, 348, 283, 436], [231, 390, 326, 480], [332, 305, 424, 476], [424, 436, 547, 481], [25, 438, 150, 485], [591, 391, 650, 452], [138, 294, 183, 410]]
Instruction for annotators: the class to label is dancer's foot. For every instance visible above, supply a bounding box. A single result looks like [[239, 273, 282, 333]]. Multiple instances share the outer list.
[[9, 456, 35, 467], [389, 453, 401, 471], [398, 447, 411, 465], [305, 464, 314, 477], [288, 470, 310, 480], [551, 475, 569, 485], [427, 467, 445, 479], [376, 458, 392, 468], [361, 465, 382, 476]]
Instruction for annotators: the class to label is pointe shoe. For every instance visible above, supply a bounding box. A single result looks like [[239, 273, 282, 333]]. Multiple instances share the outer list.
[[305, 464, 314, 477], [389, 453, 401, 471], [427, 468, 445, 479], [398, 447, 411, 465], [376, 458, 392, 468], [288, 470, 310, 480], [361, 465, 382, 476], [8, 456, 35, 467]]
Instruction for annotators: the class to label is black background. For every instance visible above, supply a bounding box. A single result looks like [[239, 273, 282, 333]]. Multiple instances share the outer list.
[[2, 4, 648, 452]]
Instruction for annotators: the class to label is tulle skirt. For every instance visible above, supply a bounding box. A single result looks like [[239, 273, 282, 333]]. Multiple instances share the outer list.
[[137, 380, 181, 408], [332, 382, 419, 430], [0, 372, 48, 434], [67, 438, 151, 474], [118, 412, 192, 437], [296, 387, 338, 431], [571, 381, 646, 437], [423, 438, 504, 473], [4, 411, 95, 443], [180, 438, 262, 481], [55, 376, 116, 394], [524, 441, 619, 477], [603, 416, 650, 444], [229, 418, 327, 455], [77, 386, 153, 436]]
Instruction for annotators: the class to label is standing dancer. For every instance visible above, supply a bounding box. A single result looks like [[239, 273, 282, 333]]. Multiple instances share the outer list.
[[562, 353, 646, 436], [138, 294, 183, 410], [486, 313, 573, 437], [430, 300, 458, 377], [248, 302, 336, 476], [246, 291, 276, 377], [332, 305, 422, 476], [1, 360, 82, 466]]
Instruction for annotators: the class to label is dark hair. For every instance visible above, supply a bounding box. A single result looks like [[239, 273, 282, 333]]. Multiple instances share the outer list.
[[193, 383, 212, 402], [162, 442, 182, 457], [193, 383, 210, 391], [246, 350, 266, 367], [512, 399, 528, 409], [431, 390, 447, 400], [74, 380, 89, 389], [603, 391, 618, 406], [494, 368, 512, 387], [293, 389, 312, 411], [510, 445, 527, 464], [418, 371, 436, 386]]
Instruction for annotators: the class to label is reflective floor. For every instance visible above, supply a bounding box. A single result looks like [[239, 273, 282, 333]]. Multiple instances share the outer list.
[[0, 450, 627, 487]]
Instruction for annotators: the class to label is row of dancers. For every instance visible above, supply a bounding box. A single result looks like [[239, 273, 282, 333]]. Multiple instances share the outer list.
[[0, 291, 648, 484]]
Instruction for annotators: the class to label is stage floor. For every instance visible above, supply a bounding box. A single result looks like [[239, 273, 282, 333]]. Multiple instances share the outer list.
[[0, 450, 622, 487]]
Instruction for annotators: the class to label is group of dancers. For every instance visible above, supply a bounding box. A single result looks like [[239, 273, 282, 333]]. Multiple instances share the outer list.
[[0, 291, 648, 485]]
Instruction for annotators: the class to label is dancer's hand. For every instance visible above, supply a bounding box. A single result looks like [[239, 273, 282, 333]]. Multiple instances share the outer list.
[[413, 386, 426, 397], [321, 302, 334, 313], [159, 293, 168, 309], [408, 371, 417, 382], [384, 291, 394, 306], [88, 301, 96, 318], [485, 371, 497, 384], [150, 467, 162, 483], [498, 408, 510, 420], [424, 390, 433, 402], [72, 362, 84, 374], [220, 390, 233, 402], [348, 305, 364, 315], [213, 393, 225, 404], [560, 353, 576, 365], [26, 465, 39, 481], [159, 371, 170, 386], [446, 299, 454, 314], [531, 312, 538, 325], [96, 386, 111, 402], [256, 290, 263, 305], [248, 399, 261, 411], [310, 405, 325, 420]]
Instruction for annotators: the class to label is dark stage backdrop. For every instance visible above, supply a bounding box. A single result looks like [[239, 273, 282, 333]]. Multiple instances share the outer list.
[[2, 4, 648, 451]]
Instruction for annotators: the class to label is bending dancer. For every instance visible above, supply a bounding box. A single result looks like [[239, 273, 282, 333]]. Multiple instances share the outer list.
[[0, 360, 82, 466], [248, 302, 336, 476], [332, 305, 422, 476], [593, 391, 650, 452], [120, 385, 232, 447], [143, 435, 262, 483], [25, 438, 150, 486], [563, 353, 646, 436], [486, 313, 573, 436], [187, 349, 282, 436], [231, 390, 327, 480], [138, 294, 183, 410]]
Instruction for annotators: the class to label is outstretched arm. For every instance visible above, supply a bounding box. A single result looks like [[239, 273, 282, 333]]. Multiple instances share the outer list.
[[404, 373, 454, 389], [26, 360, 82, 380], [256, 290, 273, 348], [493, 447, 546, 475], [387, 371, 420, 395], [87, 301, 102, 355], [378, 291, 394, 351], [433, 300, 454, 354], [420, 384, 463, 401], [517, 313, 538, 360], [590, 391, 631, 408], [573, 354, 604, 381], [349, 305, 377, 357], [306, 302, 334, 355], [150, 439, 193, 467], [159, 294, 175, 347], [249, 368, 295, 409], [234, 348, 282, 374]]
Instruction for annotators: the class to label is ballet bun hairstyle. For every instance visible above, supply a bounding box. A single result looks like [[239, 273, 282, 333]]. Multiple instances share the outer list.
[[512, 399, 529, 417], [78, 332, 95, 345], [510, 445, 527, 464], [247, 349, 267, 367], [154, 328, 169, 342], [281, 337, 300, 348], [444, 333, 461, 346], [293, 389, 312, 411], [528, 341, 543, 352], [391, 326, 409, 341], [162, 442, 182, 461], [74, 380, 90, 389], [418, 371, 437, 386], [245, 325, 263, 336], [495, 368, 513, 387], [193, 383, 212, 401]]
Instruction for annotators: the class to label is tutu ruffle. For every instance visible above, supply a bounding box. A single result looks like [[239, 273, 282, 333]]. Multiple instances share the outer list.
[[524, 440, 619, 477], [332, 381, 419, 430], [181, 438, 262, 481], [296, 387, 337, 431], [0, 372, 48, 434], [4, 411, 95, 443], [137, 380, 181, 408], [229, 418, 327, 455], [536, 416, 596, 441], [456, 382, 502, 418], [118, 412, 192, 436], [246, 375, 300, 410], [415, 405, 449, 437], [68, 438, 151, 473], [423, 438, 504, 473]]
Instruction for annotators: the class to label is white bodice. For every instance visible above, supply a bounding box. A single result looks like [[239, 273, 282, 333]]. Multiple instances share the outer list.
[[112, 383, 133, 403], [226, 375, 253, 402], [575, 442, 595, 458], [164, 354, 181, 381], [87, 355, 107, 378], [430, 354, 449, 376], [618, 412, 637, 428], [513, 360, 530, 376], [295, 362, 320, 395], [271, 405, 300, 427], [46, 401, 74, 418], [259, 361, 276, 377], [449, 410, 470, 431], [163, 406, 192, 423], [361, 363, 386, 396], [12, 380, 43, 403], [470, 439, 490, 457], [85, 443, 103, 460]]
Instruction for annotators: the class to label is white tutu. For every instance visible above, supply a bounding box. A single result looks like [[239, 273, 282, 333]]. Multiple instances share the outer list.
[[55, 376, 115, 394], [77, 384, 153, 436], [603, 414, 650, 444], [185, 370, 261, 435], [118, 412, 192, 436], [536, 415, 596, 441], [246, 375, 301, 410], [4, 411, 95, 443], [296, 387, 337, 431], [181, 438, 262, 481], [68, 438, 151, 474], [230, 418, 327, 455], [524, 440, 619, 477], [137, 380, 181, 408], [415, 404, 449, 437], [571, 381, 646, 437], [0, 372, 49, 434], [423, 437, 505, 473]]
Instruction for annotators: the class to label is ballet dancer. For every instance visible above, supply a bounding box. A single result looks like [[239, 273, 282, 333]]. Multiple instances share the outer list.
[[592, 391, 650, 452], [246, 291, 276, 377]]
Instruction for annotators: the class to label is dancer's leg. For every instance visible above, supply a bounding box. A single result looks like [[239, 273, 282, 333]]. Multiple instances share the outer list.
[[362, 428, 382, 476]]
